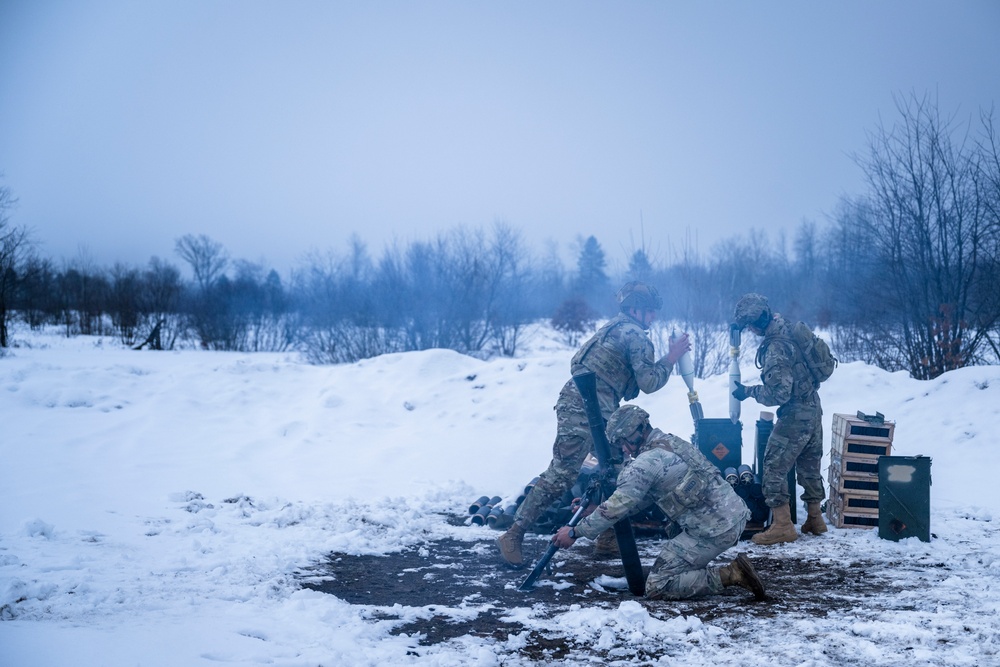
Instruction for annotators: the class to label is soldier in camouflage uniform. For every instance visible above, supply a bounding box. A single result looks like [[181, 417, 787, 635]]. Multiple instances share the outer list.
[[496, 281, 691, 567], [731, 293, 827, 545], [552, 405, 765, 600]]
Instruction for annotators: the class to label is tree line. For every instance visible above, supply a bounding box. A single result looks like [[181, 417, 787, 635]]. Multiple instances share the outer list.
[[2, 93, 999, 380]]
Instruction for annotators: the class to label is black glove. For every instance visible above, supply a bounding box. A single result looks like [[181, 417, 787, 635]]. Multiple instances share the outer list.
[[732, 382, 750, 402]]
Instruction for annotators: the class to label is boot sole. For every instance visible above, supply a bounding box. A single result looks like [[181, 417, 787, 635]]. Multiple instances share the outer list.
[[751, 529, 798, 545], [734, 553, 766, 600]]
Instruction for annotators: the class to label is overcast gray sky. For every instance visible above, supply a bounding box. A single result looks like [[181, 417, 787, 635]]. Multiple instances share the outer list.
[[1, 1, 998, 274]]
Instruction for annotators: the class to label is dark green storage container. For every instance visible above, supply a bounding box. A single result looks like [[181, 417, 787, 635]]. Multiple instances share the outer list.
[[878, 456, 932, 542]]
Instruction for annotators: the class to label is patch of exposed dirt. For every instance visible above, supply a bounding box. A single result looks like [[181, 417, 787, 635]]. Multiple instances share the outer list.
[[300, 520, 893, 660]]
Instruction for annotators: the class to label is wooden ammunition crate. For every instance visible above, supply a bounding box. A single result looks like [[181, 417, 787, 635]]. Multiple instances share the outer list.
[[827, 501, 881, 529], [830, 453, 881, 477], [826, 468, 879, 528], [830, 474, 880, 496], [831, 413, 894, 456], [830, 489, 879, 514], [827, 412, 895, 528], [837, 439, 893, 457], [828, 479, 881, 528]]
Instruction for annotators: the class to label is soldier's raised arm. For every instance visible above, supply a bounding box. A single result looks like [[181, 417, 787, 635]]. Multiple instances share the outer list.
[[632, 329, 691, 395]]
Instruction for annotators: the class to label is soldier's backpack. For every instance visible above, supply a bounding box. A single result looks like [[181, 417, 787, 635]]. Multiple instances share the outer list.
[[784, 321, 837, 385], [760, 321, 837, 386]]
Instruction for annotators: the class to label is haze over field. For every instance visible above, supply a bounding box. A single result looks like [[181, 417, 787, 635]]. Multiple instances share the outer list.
[[2, 1, 999, 270]]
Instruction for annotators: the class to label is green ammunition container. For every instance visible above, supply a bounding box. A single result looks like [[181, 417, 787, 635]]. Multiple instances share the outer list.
[[878, 456, 932, 542]]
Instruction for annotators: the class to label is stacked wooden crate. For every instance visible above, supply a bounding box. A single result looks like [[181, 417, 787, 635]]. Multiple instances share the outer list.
[[826, 412, 894, 529]]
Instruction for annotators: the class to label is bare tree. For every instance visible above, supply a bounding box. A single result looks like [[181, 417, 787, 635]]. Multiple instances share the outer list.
[[17, 256, 59, 330], [486, 221, 533, 356], [226, 260, 293, 352], [840, 92, 1000, 378], [174, 234, 229, 293], [790, 219, 822, 323], [108, 262, 142, 345], [0, 182, 31, 347], [174, 235, 233, 348], [441, 226, 490, 353], [972, 106, 1000, 362], [58, 249, 110, 337], [136, 256, 183, 350], [293, 244, 406, 363]]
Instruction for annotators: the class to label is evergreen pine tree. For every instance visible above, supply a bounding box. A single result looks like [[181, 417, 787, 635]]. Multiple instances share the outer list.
[[573, 236, 612, 315]]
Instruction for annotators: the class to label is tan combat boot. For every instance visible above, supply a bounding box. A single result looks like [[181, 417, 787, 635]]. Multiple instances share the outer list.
[[751, 503, 798, 545], [496, 523, 526, 567], [800, 502, 828, 535], [593, 528, 620, 558], [719, 553, 766, 600]]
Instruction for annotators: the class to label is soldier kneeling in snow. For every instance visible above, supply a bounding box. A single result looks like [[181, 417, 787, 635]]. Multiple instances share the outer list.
[[552, 405, 766, 601]]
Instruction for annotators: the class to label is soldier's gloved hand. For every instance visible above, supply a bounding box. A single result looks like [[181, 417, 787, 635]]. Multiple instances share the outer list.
[[732, 382, 750, 402]]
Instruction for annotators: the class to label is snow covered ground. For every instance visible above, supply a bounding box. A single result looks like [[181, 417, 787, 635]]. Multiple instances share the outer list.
[[2, 325, 999, 666]]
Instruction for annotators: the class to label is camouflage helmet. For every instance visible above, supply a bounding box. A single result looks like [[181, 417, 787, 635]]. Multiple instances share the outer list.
[[616, 281, 663, 312], [734, 293, 771, 330], [605, 404, 650, 447]]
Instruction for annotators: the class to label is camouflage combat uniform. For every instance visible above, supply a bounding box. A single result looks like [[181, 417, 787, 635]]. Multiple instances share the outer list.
[[747, 313, 825, 509], [574, 429, 750, 600], [512, 313, 673, 531]]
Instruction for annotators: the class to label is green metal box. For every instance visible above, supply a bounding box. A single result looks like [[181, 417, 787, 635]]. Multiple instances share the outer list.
[[878, 456, 932, 542]]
